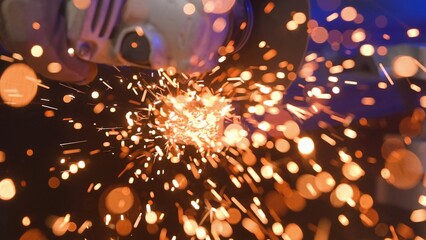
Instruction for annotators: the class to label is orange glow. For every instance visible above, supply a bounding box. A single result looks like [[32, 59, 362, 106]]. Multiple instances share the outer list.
[[183, 3, 196, 15], [407, 28, 420, 38], [297, 137, 315, 155], [0, 178, 16, 201], [73, 0, 91, 10], [311, 27, 329, 44], [338, 215, 350, 226], [31, 45, 43, 58], [360, 44, 375, 56], [335, 184, 354, 202], [105, 187, 135, 214], [341, 7, 357, 22], [0, 63, 38, 107], [116, 219, 132, 236], [392, 55, 418, 77], [0, 151, 4, 163], [47, 62, 62, 74]]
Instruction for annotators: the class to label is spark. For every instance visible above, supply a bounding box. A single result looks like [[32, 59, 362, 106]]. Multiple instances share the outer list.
[[41, 105, 58, 110], [379, 63, 395, 85], [58, 83, 85, 93], [59, 140, 88, 147]]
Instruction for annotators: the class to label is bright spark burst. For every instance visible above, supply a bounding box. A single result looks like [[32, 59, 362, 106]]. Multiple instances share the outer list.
[[156, 88, 233, 152]]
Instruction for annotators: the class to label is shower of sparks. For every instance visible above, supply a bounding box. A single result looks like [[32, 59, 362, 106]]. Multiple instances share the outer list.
[[156, 88, 233, 152], [0, 1, 425, 240]]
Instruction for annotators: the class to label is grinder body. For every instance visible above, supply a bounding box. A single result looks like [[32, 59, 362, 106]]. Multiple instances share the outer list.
[[66, 0, 253, 75]]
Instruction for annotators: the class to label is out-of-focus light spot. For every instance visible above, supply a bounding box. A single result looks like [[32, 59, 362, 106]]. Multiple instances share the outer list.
[[344, 128, 357, 139], [20, 228, 48, 240], [202, 0, 235, 14], [0, 63, 38, 107], [286, 20, 299, 31], [91, 91, 100, 99], [61, 171, 69, 180], [93, 102, 105, 114], [360, 209, 379, 227], [315, 171, 335, 192], [298, 137, 315, 155], [272, 222, 284, 235], [418, 195, 426, 206], [240, 71, 252, 81], [264, 2, 275, 13], [31, 45, 43, 58], [342, 162, 365, 181], [270, 91, 283, 101], [252, 131, 267, 146], [360, 194, 374, 209], [341, 6, 357, 22], [360, 98, 374, 112], [48, 177, 60, 189], [377, 46, 388, 56], [68, 48, 75, 56], [172, 174, 187, 189], [26, 149, 34, 157], [285, 223, 303, 240], [360, 44, 375, 56], [0, 151, 5, 163], [145, 210, 157, 224], [69, 164, 78, 174], [293, 12, 307, 24], [378, 82, 388, 89], [410, 209, 426, 223], [63, 94, 73, 103], [385, 149, 423, 189], [282, 120, 300, 139], [342, 59, 355, 69], [196, 226, 207, 239], [297, 174, 320, 200], [22, 216, 31, 226], [407, 28, 420, 38], [329, 65, 344, 74], [51, 217, 69, 236], [420, 96, 426, 108], [381, 168, 391, 180], [105, 187, 134, 214], [263, 49, 277, 61], [332, 86, 340, 94], [166, 66, 177, 75], [77, 160, 85, 169], [287, 161, 299, 174], [212, 17, 227, 32], [183, 218, 198, 236], [47, 62, 62, 74], [311, 27, 328, 44], [392, 55, 418, 78], [0, 178, 16, 201], [32, 22, 41, 30], [73, 0, 91, 10], [183, 3, 196, 15], [258, 41, 267, 48], [275, 139, 290, 153], [276, 72, 285, 79], [260, 165, 274, 179], [338, 215, 350, 226], [375, 15, 388, 28], [73, 123, 82, 130], [335, 184, 354, 202]]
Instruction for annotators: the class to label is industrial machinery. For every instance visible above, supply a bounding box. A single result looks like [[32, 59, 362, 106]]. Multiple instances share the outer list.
[[0, 0, 309, 83]]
